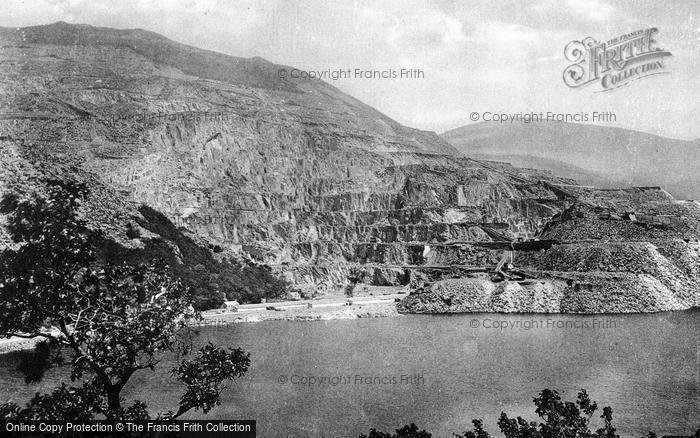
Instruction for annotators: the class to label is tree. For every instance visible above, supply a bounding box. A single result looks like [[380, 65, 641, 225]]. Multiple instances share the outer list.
[[497, 389, 619, 438], [0, 180, 250, 422], [362, 389, 626, 438], [345, 267, 364, 297], [454, 419, 490, 438], [359, 423, 432, 438]]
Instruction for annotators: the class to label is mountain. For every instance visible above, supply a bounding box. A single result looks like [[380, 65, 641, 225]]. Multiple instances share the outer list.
[[442, 122, 700, 200], [0, 21, 457, 156], [1, 22, 698, 312]]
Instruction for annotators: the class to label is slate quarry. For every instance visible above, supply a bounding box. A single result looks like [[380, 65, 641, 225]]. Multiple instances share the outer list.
[[1, 23, 698, 312]]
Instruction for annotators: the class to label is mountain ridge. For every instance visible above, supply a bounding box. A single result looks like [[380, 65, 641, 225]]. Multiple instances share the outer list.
[[1, 21, 457, 157], [442, 121, 700, 200]]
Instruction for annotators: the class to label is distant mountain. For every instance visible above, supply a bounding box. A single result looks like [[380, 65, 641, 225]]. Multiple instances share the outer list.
[[442, 122, 700, 200]]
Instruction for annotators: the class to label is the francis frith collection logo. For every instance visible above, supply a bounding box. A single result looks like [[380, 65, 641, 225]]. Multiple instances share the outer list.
[[563, 27, 672, 91]]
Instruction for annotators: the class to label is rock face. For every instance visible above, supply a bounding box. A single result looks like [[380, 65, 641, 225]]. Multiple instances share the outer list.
[[1, 23, 698, 312], [0, 23, 570, 291], [401, 189, 700, 313]]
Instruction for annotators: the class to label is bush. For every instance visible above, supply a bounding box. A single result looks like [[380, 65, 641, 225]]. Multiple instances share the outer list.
[[361, 389, 626, 438]]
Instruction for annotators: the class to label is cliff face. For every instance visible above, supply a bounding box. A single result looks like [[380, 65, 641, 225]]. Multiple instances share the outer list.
[[0, 23, 575, 296], [1, 23, 698, 312]]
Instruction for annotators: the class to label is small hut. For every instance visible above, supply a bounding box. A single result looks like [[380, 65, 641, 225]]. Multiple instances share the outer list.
[[221, 300, 240, 312]]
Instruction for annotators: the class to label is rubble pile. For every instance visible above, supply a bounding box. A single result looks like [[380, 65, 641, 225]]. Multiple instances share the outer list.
[[399, 269, 695, 313], [402, 192, 700, 313]]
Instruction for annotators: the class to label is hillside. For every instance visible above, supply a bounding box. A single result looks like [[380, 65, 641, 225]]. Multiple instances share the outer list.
[[1, 22, 698, 312], [442, 122, 700, 200]]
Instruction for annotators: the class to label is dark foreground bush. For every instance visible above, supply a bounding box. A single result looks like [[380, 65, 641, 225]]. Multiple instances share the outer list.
[[359, 389, 696, 438]]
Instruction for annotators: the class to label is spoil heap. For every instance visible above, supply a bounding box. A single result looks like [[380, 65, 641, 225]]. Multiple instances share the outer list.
[[400, 187, 700, 313]]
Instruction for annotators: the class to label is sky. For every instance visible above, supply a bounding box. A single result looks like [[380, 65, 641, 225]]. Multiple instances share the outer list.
[[1, 0, 699, 140]]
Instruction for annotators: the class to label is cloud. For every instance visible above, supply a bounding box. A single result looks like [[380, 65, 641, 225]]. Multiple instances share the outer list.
[[387, 8, 467, 55], [535, 54, 560, 64], [565, 0, 616, 22], [530, 0, 618, 27], [472, 21, 543, 44]]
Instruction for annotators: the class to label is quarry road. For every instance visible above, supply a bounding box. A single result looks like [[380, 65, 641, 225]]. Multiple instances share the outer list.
[[204, 293, 407, 316], [199, 292, 407, 323]]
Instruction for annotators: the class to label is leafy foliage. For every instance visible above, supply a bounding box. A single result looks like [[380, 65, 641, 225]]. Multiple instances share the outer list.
[[359, 423, 432, 438], [127, 205, 289, 308], [218, 262, 287, 304], [345, 267, 364, 297], [16, 338, 64, 383], [497, 389, 618, 438], [0, 180, 250, 422], [0, 383, 102, 422], [454, 420, 490, 438], [163, 342, 249, 418], [363, 390, 630, 438]]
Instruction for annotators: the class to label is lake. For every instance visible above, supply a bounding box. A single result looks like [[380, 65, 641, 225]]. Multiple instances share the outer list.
[[1, 311, 698, 437]]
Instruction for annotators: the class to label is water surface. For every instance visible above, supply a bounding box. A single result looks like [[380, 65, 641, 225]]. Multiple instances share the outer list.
[[1, 311, 698, 437]]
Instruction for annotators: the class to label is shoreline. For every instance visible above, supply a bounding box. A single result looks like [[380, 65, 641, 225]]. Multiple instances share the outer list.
[[2, 299, 697, 354], [199, 295, 403, 325], [0, 293, 406, 353]]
